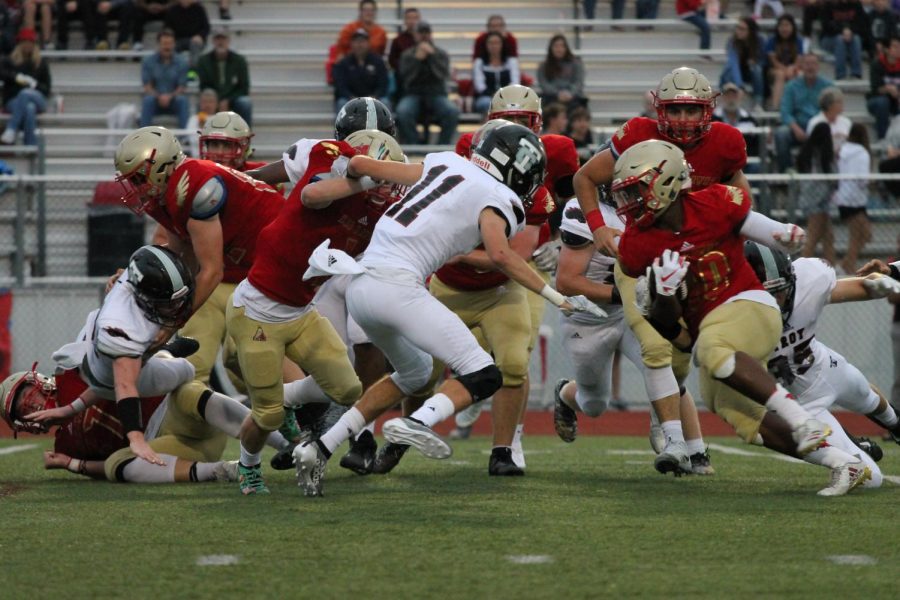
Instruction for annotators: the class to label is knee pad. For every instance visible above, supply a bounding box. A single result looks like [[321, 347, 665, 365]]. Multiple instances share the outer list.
[[498, 352, 529, 387], [330, 378, 363, 407], [238, 346, 281, 390], [457, 364, 502, 403], [252, 403, 285, 432]]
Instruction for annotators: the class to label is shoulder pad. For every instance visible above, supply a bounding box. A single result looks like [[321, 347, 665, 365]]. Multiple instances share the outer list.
[[190, 176, 228, 220]]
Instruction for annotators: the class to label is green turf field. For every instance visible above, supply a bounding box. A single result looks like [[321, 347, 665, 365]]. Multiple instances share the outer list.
[[1, 435, 897, 599]]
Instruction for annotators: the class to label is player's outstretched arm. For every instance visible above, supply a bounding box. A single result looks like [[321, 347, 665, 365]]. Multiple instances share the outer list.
[[185, 216, 225, 313], [556, 243, 618, 305], [113, 356, 165, 467], [739, 211, 806, 254], [348, 155, 424, 186], [43, 451, 107, 479], [23, 388, 102, 428], [245, 160, 289, 186], [573, 149, 622, 257], [831, 273, 900, 303], [301, 175, 378, 208]]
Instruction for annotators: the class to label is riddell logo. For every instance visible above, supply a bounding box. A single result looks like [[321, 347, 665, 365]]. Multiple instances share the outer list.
[[252, 327, 267, 342]]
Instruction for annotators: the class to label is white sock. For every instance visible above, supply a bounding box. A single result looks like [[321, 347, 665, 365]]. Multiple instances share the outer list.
[[202, 391, 250, 438], [873, 404, 899, 428], [817, 410, 882, 488], [122, 454, 178, 483], [804, 443, 857, 469], [512, 424, 524, 447], [239, 443, 261, 468], [409, 393, 456, 428], [764, 385, 811, 427], [193, 461, 226, 482], [283, 377, 332, 408], [660, 420, 685, 444], [265, 429, 290, 450], [319, 407, 367, 455], [356, 422, 375, 440], [686, 438, 705, 455]]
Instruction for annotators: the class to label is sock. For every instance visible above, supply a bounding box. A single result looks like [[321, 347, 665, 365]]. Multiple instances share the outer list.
[[804, 443, 858, 469], [409, 393, 456, 428], [201, 391, 250, 438], [817, 410, 882, 488], [660, 420, 685, 444], [122, 453, 179, 483], [319, 406, 367, 455], [283, 377, 331, 408], [873, 404, 899, 428], [686, 438, 705, 455], [355, 422, 375, 440], [193, 461, 225, 482], [764, 385, 811, 427], [512, 424, 524, 448], [239, 443, 261, 468]]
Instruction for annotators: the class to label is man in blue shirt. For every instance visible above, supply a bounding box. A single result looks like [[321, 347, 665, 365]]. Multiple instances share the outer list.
[[775, 53, 833, 172], [140, 29, 190, 128], [332, 28, 390, 114]]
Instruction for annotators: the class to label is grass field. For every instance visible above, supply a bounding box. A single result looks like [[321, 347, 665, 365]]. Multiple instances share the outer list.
[[1, 435, 898, 599]]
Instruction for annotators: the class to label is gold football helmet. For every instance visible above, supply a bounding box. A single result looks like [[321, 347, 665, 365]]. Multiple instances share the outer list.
[[611, 140, 691, 228], [488, 84, 542, 133], [653, 67, 717, 144], [0, 367, 57, 436], [344, 129, 406, 209], [199, 111, 253, 169], [114, 126, 185, 215]]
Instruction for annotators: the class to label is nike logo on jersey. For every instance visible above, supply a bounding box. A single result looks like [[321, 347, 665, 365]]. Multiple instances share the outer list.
[[252, 327, 267, 342], [679, 241, 694, 253]]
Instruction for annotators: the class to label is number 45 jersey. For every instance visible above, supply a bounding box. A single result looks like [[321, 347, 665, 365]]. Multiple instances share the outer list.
[[361, 151, 525, 281], [767, 258, 837, 393]]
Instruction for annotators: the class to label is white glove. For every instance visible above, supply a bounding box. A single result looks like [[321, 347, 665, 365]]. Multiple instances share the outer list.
[[562, 294, 608, 319], [651, 249, 689, 297], [635, 272, 652, 316], [531, 238, 561, 273], [862, 273, 900, 298], [330, 155, 350, 178], [15, 73, 37, 89], [772, 223, 806, 254], [357, 175, 380, 190]]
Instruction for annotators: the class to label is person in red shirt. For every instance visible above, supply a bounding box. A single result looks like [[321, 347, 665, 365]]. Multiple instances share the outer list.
[[335, 0, 387, 60], [471, 14, 518, 60], [613, 140, 870, 496], [387, 7, 419, 72]]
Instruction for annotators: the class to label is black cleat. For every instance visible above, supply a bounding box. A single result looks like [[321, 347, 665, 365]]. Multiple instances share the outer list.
[[270, 442, 298, 470], [553, 379, 577, 443], [849, 433, 883, 463], [340, 429, 377, 475], [161, 336, 200, 358], [689, 450, 716, 475], [488, 447, 524, 476], [371, 442, 409, 474]]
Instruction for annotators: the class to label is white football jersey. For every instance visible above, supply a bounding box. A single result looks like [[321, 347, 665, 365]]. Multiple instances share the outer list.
[[84, 272, 161, 389], [767, 258, 835, 394], [559, 199, 622, 324], [361, 151, 525, 281], [282, 138, 326, 184]]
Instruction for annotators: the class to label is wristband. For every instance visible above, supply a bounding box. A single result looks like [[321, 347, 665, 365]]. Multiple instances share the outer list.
[[610, 286, 622, 306], [585, 209, 604, 233], [539, 284, 566, 307], [66, 458, 86, 475], [70, 398, 86, 414], [889, 261, 900, 281], [647, 316, 683, 341], [117, 396, 143, 433]]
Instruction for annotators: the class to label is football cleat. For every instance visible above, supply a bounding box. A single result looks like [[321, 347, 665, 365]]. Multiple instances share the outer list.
[[454, 402, 484, 428], [649, 424, 666, 455], [488, 447, 524, 476], [269, 442, 297, 470], [689, 450, 716, 475], [654, 440, 691, 476], [817, 459, 872, 497], [371, 442, 410, 474], [293, 442, 328, 497], [553, 379, 577, 443], [213, 460, 239, 482], [382, 417, 452, 459], [511, 435, 526, 469], [278, 408, 303, 444], [847, 434, 883, 463], [160, 335, 199, 359], [792, 419, 832, 456], [339, 429, 377, 476], [238, 462, 270, 495], [448, 425, 472, 440]]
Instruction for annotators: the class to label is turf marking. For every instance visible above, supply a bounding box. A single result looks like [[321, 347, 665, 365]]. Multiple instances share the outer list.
[[196, 555, 240, 566], [825, 555, 877, 566], [607, 449, 656, 456], [0, 444, 38, 456], [883, 475, 900, 486], [707, 443, 803, 464], [446, 460, 471, 466], [506, 555, 554, 564]]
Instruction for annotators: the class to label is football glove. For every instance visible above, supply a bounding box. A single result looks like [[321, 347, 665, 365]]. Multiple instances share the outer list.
[[532, 238, 561, 273], [562, 294, 608, 319], [862, 272, 900, 298], [330, 155, 350, 178], [772, 223, 806, 253], [651, 249, 689, 297]]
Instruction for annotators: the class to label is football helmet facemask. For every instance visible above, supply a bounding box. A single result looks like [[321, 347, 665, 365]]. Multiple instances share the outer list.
[[115, 126, 185, 215], [471, 120, 547, 208], [488, 84, 543, 133], [0, 366, 57, 436], [653, 67, 717, 145], [126, 245, 195, 328], [334, 97, 396, 141], [744, 241, 797, 322], [199, 111, 253, 169], [611, 140, 691, 229]]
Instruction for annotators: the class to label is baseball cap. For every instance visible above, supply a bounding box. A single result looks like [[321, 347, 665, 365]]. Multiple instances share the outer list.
[[415, 21, 432, 34], [351, 27, 370, 40]]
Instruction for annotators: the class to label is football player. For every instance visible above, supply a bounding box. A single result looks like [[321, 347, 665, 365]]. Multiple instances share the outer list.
[[573, 67, 746, 474], [292, 121, 604, 497], [615, 140, 870, 496], [198, 110, 266, 172], [224, 130, 408, 494]]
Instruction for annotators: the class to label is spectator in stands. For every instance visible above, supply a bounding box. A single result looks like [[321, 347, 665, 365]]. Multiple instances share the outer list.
[[869, 0, 899, 55], [765, 13, 809, 111], [798, 122, 837, 265], [196, 28, 252, 125], [395, 20, 458, 145], [96, 0, 137, 50], [0, 3, 15, 55], [133, 0, 170, 52], [542, 102, 568, 135], [472, 14, 518, 60], [676, 0, 711, 51], [56, 0, 103, 50], [867, 35, 900, 139], [388, 7, 419, 71], [878, 117, 900, 196], [336, 0, 386, 60], [753, 0, 784, 18], [834, 122, 872, 273], [813, 0, 870, 80], [775, 53, 832, 171], [186, 87, 218, 157], [218, 0, 230, 20], [23, 0, 54, 49], [0, 27, 50, 145], [584, 0, 659, 23], [806, 86, 852, 151], [333, 28, 390, 113], [566, 106, 594, 163], [139, 28, 189, 129], [472, 31, 520, 115], [164, 0, 209, 68], [720, 16, 766, 107], [537, 34, 587, 112], [713, 83, 761, 173]]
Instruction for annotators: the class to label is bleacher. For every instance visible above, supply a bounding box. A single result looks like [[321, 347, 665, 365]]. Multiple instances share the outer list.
[[0, 0, 890, 277]]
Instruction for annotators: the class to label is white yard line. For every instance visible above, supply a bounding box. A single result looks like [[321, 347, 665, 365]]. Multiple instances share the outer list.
[[707, 443, 804, 464], [196, 555, 240, 566], [0, 443, 38, 456], [825, 555, 877, 566], [506, 555, 554, 564]]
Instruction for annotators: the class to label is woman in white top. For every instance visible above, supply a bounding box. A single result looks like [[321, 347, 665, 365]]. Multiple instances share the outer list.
[[835, 122, 872, 273], [472, 32, 520, 114], [805, 86, 852, 153]]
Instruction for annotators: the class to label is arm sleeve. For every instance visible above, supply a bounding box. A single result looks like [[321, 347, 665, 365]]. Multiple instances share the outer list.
[[738, 210, 791, 246]]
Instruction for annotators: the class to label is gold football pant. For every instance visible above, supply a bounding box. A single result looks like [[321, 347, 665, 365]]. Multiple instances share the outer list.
[[179, 282, 237, 384]]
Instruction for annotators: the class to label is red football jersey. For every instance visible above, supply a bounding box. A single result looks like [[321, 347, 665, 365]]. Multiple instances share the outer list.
[[617, 185, 763, 336], [145, 159, 284, 283], [248, 140, 385, 307], [52, 368, 164, 461], [243, 160, 268, 172]]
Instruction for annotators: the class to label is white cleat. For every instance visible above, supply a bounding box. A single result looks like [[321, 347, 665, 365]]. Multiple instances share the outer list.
[[653, 440, 691, 476], [511, 440, 526, 470], [793, 418, 832, 456], [382, 417, 452, 459], [293, 442, 328, 497], [455, 402, 484, 428], [213, 460, 239, 482], [817, 459, 872, 497], [649, 424, 666, 455]]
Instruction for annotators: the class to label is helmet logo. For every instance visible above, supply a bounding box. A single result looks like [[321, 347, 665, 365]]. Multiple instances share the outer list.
[[513, 139, 543, 174], [130, 263, 144, 284]]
